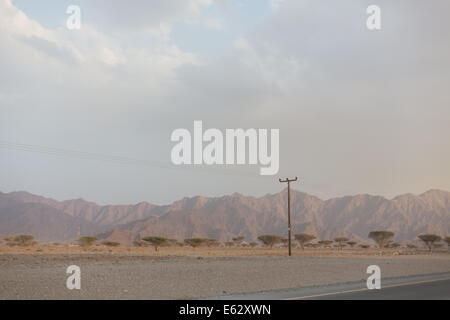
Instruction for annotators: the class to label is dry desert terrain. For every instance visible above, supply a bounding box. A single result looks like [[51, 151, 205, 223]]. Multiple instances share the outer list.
[[1, 245, 450, 299]]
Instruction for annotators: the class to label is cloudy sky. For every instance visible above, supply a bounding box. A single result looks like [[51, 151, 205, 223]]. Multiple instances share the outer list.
[[1, 0, 450, 205]]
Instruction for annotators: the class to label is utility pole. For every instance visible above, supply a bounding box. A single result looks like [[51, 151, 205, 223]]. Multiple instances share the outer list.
[[279, 177, 298, 256]]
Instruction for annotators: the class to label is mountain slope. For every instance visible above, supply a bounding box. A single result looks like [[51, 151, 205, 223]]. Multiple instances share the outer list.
[[2, 189, 450, 244], [0, 191, 160, 226], [100, 189, 450, 244], [0, 191, 161, 242], [0, 199, 101, 242]]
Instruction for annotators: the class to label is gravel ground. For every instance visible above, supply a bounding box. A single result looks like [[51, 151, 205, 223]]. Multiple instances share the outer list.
[[1, 254, 450, 299]]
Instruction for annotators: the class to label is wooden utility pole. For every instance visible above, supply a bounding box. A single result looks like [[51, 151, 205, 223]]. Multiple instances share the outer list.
[[279, 177, 298, 256]]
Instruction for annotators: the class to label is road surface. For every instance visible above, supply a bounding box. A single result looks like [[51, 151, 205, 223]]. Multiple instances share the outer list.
[[206, 272, 450, 300]]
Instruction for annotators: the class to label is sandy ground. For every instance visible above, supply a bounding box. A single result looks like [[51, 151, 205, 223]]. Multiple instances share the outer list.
[[1, 246, 450, 299]]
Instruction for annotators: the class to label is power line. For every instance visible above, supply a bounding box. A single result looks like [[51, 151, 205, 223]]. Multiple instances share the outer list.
[[0, 140, 266, 179]]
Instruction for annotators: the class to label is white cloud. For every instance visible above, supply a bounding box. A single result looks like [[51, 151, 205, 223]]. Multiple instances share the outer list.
[[1, 0, 84, 64], [83, 0, 217, 31], [269, 0, 284, 10], [0, 0, 200, 77], [234, 37, 305, 93], [2, 0, 450, 204]]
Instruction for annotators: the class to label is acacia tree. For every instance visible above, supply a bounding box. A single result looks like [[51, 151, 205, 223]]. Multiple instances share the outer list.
[[294, 233, 316, 250], [368, 231, 395, 249], [347, 241, 357, 248], [184, 238, 209, 248], [334, 237, 349, 250], [142, 236, 169, 251], [418, 234, 442, 252], [257, 235, 283, 248]]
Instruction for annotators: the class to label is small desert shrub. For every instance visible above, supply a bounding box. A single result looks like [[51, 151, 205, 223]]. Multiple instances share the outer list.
[[318, 240, 333, 247], [257, 235, 283, 248], [3, 237, 12, 245], [5, 234, 37, 247], [77, 236, 97, 248], [184, 238, 209, 248], [444, 237, 450, 251], [334, 237, 349, 250], [389, 242, 401, 249], [101, 241, 120, 247], [232, 236, 245, 246], [206, 239, 220, 247]]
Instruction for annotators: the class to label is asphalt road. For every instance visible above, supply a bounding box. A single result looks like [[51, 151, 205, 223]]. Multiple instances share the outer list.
[[206, 272, 450, 300], [302, 278, 450, 300]]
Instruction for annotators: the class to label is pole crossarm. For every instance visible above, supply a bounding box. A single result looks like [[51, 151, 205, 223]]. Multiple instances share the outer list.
[[279, 177, 298, 183]]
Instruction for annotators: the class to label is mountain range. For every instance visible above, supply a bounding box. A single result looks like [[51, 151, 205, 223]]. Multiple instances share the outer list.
[[1, 189, 450, 244]]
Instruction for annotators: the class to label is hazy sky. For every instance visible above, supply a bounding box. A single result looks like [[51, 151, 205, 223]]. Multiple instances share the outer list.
[[1, 0, 450, 205]]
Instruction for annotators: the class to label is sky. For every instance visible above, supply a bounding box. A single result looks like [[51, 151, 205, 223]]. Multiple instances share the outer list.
[[1, 0, 450, 205]]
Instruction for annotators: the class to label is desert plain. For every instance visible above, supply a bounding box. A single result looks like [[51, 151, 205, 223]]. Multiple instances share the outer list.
[[1, 245, 450, 299]]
